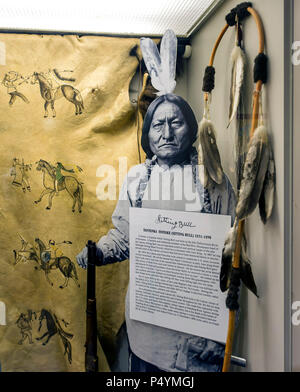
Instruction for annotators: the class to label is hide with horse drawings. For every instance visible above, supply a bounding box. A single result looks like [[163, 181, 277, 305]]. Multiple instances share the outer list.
[[0, 33, 141, 371]]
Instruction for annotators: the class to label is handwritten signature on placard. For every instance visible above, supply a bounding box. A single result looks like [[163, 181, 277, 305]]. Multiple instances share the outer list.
[[155, 214, 196, 231]]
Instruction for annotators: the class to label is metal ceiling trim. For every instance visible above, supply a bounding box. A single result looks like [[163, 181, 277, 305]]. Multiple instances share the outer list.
[[186, 0, 225, 37], [0, 0, 225, 38]]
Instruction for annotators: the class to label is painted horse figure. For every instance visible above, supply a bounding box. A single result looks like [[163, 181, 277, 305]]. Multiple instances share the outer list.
[[30, 72, 84, 117], [36, 309, 73, 364], [35, 238, 80, 289], [35, 159, 83, 213], [13, 245, 39, 265]]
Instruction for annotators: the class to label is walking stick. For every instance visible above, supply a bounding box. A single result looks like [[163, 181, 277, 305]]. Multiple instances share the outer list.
[[136, 72, 149, 163], [201, 3, 266, 372], [85, 240, 99, 372]]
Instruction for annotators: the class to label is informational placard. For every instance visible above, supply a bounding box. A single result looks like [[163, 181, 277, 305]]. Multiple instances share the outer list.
[[129, 207, 231, 343]]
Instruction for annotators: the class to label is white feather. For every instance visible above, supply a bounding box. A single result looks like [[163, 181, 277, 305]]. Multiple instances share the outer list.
[[140, 30, 177, 95], [228, 45, 246, 128], [160, 29, 177, 94], [223, 220, 238, 258], [140, 38, 164, 93], [259, 148, 275, 223], [197, 117, 224, 185], [236, 125, 270, 220]]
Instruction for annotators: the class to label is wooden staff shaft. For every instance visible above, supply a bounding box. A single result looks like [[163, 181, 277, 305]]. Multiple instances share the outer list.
[[137, 72, 149, 163], [204, 24, 230, 103], [222, 220, 244, 372], [209, 24, 230, 67], [223, 309, 236, 371]]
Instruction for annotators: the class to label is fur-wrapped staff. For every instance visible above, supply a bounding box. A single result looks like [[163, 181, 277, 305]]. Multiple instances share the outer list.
[[201, 3, 275, 372], [223, 5, 272, 372]]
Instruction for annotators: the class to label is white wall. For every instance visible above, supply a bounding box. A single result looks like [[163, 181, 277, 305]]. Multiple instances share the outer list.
[[187, 0, 285, 371]]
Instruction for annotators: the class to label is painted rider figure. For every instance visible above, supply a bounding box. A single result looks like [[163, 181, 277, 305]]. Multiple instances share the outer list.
[[2, 71, 29, 106], [54, 162, 75, 195], [11, 158, 31, 192], [42, 69, 61, 100], [46, 240, 63, 261]]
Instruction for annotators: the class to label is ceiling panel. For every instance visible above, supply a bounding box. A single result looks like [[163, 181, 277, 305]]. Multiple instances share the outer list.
[[0, 0, 223, 37]]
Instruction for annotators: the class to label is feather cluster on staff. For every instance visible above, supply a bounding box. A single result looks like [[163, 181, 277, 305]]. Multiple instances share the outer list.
[[220, 220, 238, 292], [259, 147, 276, 224], [239, 243, 258, 297], [199, 118, 224, 185], [235, 92, 249, 192], [228, 45, 246, 128], [227, 25, 248, 193], [193, 97, 224, 187], [235, 121, 270, 220], [220, 219, 258, 297]]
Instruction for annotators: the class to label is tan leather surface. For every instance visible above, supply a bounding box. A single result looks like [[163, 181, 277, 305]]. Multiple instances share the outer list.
[[0, 33, 141, 371]]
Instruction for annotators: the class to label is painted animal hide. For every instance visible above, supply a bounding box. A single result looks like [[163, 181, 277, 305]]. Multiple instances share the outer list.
[[0, 33, 140, 371]]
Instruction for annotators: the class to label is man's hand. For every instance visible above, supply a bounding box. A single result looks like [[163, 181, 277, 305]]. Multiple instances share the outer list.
[[76, 246, 103, 269]]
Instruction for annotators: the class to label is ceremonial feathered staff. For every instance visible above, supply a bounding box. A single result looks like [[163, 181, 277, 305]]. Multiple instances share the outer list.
[[201, 2, 275, 372]]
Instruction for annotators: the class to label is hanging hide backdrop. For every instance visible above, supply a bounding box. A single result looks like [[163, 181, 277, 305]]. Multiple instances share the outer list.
[[0, 33, 142, 371]]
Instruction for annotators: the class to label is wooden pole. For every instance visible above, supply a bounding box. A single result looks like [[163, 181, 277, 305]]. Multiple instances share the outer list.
[[136, 72, 149, 163], [204, 24, 230, 103]]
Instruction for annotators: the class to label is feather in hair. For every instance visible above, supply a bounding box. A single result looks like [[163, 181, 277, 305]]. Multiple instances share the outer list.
[[259, 147, 275, 224], [140, 38, 164, 93], [160, 29, 177, 94], [228, 45, 246, 128], [236, 124, 270, 220], [140, 30, 177, 95]]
